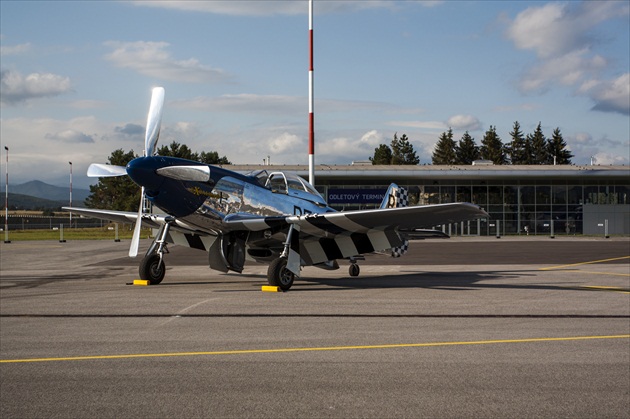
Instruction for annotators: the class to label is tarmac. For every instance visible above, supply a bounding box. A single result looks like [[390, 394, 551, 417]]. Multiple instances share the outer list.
[[1, 236, 629, 418]]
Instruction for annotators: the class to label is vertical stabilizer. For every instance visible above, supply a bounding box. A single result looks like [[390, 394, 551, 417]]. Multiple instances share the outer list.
[[380, 183, 409, 257], [380, 183, 409, 209]]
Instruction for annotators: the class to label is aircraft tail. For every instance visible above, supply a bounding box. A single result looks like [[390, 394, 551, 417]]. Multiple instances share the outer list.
[[380, 183, 409, 258], [379, 183, 409, 209]]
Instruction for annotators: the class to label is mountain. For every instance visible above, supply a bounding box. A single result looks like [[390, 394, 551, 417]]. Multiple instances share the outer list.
[[5, 193, 68, 210], [1, 180, 90, 203]]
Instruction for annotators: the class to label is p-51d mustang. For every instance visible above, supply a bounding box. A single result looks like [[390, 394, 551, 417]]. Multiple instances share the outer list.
[[65, 87, 488, 290]]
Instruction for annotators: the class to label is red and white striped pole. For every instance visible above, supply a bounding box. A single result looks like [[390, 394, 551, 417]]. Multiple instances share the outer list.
[[4, 146, 9, 243], [308, 0, 315, 186]]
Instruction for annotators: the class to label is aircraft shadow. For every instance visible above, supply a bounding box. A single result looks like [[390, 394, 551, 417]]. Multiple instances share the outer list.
[[294, 269, 580, 293]]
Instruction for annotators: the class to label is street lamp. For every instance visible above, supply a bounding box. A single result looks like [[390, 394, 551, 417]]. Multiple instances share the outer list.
[[69, 161, 72, 227], [4, 146, 10, 243]]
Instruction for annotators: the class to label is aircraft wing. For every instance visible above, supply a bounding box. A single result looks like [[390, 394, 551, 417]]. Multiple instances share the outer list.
[[63, 207, 191, 232], [224, 202, 488, 266], [223, 202, 487, 235]]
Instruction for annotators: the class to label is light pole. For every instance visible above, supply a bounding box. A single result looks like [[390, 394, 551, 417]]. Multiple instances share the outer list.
[[4, 146, 10, 243], [69, 161, 73, 227]]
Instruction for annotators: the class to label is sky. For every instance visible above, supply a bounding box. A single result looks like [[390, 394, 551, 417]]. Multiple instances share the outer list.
[[1, 0, 629, 189]]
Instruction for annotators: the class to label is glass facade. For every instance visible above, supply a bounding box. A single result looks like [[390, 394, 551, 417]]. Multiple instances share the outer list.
[[315, 178, 630, 236]]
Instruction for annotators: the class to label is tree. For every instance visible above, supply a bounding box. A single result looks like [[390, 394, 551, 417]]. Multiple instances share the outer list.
[[85, 149, 141, 211], [157, 141, 198, 160], [507, 121, 528, 164], [480, 125, 507, 164], [370, 133, 419, 165], [432, 128, 457, 164], [547, 127, 573, 164], [530, 122, 550, 164], [370, 144, 393, 165], [455, 131, 480, 165], [200, 151, 231, 165], [391, 133, 420, 165]]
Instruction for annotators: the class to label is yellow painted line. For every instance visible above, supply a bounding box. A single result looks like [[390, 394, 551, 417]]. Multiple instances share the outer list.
[[578, 286, 630, 294], [541, 256, 630, 271], [576, 271, 630, 278], [1, 335, 628, 364]]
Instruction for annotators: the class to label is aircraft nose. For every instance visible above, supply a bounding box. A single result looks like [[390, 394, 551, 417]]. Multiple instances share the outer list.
[[126, 157, 164, 191]]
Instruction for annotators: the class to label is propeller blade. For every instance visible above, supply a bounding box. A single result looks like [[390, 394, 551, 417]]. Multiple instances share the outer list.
[[156, 165, 211, 182], [87, 163, 128, 178], [129, 187, 145, 258], [145, 87, 165, 157]]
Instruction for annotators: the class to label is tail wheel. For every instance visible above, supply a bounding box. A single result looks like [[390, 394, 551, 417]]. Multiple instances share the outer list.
[[349, 263, 360, 277], [139, 254, 165, 285], [267, 258, 295, 291]]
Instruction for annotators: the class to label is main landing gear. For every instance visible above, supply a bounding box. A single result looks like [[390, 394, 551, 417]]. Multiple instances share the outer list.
[[267, 258, 295, 291], [138, 217, 173, 285]]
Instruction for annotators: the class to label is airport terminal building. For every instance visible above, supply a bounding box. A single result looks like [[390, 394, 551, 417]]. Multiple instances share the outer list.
[[232, 164, 630, 236]]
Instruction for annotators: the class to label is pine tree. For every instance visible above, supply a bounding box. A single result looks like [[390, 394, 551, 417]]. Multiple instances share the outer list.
[[480, 125, 507, 164], [432, 128, 457, 164], [455, 131, 479, 165], [507, 121, 528, 164], [530, 122, 550, 164], [392, 133, 420, 165], [370, 144, 393, 164], [547, 127, 573, 165]]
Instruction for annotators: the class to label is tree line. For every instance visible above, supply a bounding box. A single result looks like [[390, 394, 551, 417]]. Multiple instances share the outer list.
[[85, 142, 230, 211], [370, 121, 574, 165]]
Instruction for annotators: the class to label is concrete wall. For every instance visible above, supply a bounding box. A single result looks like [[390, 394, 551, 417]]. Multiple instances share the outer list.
[[583, 204, 630, 235]]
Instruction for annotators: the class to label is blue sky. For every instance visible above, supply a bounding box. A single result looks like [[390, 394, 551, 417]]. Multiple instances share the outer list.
[[1, 0, 628, 189]]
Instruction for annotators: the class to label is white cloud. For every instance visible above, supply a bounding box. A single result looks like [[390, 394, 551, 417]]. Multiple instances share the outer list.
[[172, 94, 303, 114], [518, 48, 607, 93], [506, 2, 624, 58], [45, 129, 94, 144], [267, 132, 302, 154], [0, 42, 31, 56], [103, 41, 231, 83], [0, 69, 72, 104], [132, 1, 440, 17], [387, 120, 445, 130], [592, 152, 628, 166], [446, 115, 481, 131], [505, 2, 629, 116], [579, 73, 630, 116]]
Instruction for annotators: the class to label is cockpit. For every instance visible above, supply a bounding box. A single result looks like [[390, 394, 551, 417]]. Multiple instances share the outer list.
[[247, 170, 327, 207]]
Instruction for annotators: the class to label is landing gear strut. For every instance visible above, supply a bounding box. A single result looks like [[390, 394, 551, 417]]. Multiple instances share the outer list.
[[139, 217, 173, 285]]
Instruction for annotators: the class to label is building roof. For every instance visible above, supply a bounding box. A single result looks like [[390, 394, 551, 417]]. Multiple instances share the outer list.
[[226, 164, 630, 181]]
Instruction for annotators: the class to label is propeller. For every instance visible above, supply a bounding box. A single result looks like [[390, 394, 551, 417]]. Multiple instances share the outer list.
[[129, 87, 165, 257]]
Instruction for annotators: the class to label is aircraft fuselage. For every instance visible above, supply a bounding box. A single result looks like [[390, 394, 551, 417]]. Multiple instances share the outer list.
[[126, 156, 333, 235]]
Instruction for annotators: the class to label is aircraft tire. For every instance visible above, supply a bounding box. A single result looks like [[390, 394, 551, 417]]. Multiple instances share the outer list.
[[349, 263, 360, 277], [139, 254, 165, 285], [267, 258, 294, 291]]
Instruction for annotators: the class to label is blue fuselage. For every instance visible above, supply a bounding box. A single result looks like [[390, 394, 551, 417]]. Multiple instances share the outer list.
[[126, 156, 333, 234]]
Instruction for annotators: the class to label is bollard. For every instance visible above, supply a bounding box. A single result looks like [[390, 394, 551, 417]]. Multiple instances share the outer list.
[[550, 219, 555, 239], [114, 223, 121, 242], [496, 220, 501, 239], [59, 224, 66, 243], [605, 219, 609, 239]]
